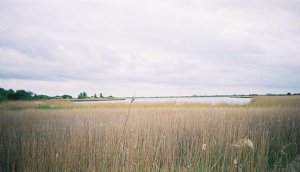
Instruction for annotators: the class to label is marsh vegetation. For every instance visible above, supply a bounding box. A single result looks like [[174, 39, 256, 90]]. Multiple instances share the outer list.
[[0, 96, 299, 171]]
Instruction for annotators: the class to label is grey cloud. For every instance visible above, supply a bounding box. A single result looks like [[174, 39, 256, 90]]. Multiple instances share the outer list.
[[0, 0, 299, 96], [0, 33, 59, 60]]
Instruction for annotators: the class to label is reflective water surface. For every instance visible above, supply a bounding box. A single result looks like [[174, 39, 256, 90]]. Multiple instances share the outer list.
[[75, 97, 252, 105]]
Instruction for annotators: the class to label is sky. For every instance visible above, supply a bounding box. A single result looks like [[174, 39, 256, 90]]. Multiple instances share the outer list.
[[0, 0, 300, 97]]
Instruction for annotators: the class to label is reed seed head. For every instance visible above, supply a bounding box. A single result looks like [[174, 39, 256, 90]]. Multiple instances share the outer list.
[[232, 138, 254, 149]]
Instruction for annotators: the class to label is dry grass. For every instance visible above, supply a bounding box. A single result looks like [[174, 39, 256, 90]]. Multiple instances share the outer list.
[[0, 96, 300, 171], [250, 95, 300, 107]]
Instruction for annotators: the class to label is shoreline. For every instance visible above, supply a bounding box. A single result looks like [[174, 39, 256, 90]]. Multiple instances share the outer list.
[[70, 98, 126, 102]]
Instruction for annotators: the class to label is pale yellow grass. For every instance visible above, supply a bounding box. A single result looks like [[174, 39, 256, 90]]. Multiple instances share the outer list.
[[0, 96, 299, 171]]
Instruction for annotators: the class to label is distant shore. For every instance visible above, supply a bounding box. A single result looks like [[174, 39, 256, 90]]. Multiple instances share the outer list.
[[71, 98, 125, 102]]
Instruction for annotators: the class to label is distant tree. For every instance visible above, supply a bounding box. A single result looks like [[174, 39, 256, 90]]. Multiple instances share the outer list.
[[14, 90, 33, 100], [62, 95, 72, 99], [78, 92, 88, 99], [7, 89, 16, 100], [287, 92, 291, 96], [94, 94, 97, 98], [100, 93, 103, 98], [0, 88, 8, 101]]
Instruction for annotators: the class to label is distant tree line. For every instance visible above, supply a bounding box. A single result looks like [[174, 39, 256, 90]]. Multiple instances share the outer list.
[[77, 92, 113, 99], [0, 88, 115, 101], [0, 88, 34, 101], [0, 88, 72, 101]]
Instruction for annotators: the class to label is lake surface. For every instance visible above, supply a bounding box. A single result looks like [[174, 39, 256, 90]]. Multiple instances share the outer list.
[[76, 97, 252, 105]]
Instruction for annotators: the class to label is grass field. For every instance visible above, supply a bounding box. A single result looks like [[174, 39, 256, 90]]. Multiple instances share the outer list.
[[0, 96, 300, 171]]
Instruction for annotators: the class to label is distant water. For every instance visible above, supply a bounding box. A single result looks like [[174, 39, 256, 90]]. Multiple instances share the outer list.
[[75, 97, 252, 105]]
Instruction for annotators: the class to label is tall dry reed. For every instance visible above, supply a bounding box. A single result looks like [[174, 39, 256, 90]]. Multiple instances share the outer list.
[[0, 96, 299, 171]]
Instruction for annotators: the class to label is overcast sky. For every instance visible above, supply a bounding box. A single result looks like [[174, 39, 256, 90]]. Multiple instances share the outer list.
[[0, 0, 299, 97]]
